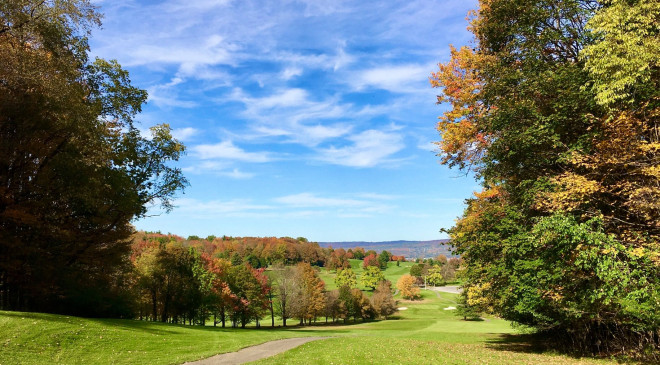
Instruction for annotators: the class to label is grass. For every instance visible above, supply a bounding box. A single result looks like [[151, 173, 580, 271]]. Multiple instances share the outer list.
[[0, 264, 625, 364], [318, 259, 415, 291]]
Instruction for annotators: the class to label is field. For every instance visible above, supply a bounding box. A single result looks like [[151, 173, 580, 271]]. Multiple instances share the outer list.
[[0, 262, 623, 365]]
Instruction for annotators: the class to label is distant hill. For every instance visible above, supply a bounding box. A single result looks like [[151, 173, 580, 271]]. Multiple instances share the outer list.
[[318, 239, 456, 259]]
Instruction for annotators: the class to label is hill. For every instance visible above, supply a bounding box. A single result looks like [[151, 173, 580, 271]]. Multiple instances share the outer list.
[[318, 239, 456, 259]]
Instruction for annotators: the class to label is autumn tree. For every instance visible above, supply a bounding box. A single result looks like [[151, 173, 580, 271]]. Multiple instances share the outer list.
[[289, 263, 325, 325], [370, 280, 397, 319], [432, 0, 659, 357], [0, 0, 186, 315], [396, 274, 419, 300], [362, 253, 379, 269]]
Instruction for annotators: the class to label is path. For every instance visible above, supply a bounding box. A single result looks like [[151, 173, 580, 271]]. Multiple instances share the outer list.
[[428, 285, 462, 294], [182, 337, 330, 365]]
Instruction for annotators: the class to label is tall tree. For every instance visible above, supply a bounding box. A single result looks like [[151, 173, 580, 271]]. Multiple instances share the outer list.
[[0, 0, 186, 315]]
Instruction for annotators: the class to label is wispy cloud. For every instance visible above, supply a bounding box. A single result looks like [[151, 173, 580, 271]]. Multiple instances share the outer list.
[[273, 192, 394, 215], [350, 64, 431, 93], [172, 127, 200, 141], [192, 140, 273, 162], [316, 128, 406, 167], [274, 193, 366, 208]]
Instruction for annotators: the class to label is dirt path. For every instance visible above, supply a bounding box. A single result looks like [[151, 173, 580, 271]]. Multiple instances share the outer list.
[[182, 337, 330, 365]]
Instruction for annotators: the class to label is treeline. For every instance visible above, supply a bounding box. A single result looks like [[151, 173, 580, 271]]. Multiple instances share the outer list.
[[129, 233, 397, 327]]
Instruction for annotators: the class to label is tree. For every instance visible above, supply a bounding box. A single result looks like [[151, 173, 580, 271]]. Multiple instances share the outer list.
[[432, 0, 659, 357], [360, 266, 385, 290], [0, 0, 187, 315], [362, 253, 379, 269], [378, 250, 391, 269], [334, 268, 357, 289], [426, 265, 445, 287], [409, 264, 424, 278], [396, 274, 419, 300], [370, 281, 397, 319], [352, 247, 366, 260], [351, 288, 375, 321], [227, 264, 267, 328], [274, 266, 298, 327], [289, 263, 325, 325]]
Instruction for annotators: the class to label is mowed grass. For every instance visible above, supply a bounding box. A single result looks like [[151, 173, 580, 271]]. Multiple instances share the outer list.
[[0, 263, 624, 365], [319, 259, 414, 291], [255, 291, 618, 365], [0, 310, 320, 365]]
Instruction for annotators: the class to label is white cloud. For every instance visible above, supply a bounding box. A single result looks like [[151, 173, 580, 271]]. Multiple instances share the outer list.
[[172, 127, 200, 141], [273, 192, 394, 215], [316, 129, 405, 167], [182, 162, 255, 179], [281, 67, 303, 80], [274, 193, 366, 208], [192, 141, 273, 162], [351, 64, 431, 93], [225, 88, 354, 146], [175, 198, 273, 217], [222, 168, 255, 179]]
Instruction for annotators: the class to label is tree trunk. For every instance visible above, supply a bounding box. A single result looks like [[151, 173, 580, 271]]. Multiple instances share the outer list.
[[151, 290, 158, 322]]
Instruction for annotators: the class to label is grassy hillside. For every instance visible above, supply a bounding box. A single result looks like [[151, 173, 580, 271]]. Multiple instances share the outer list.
[[0, 289, 621, 364], [318, 259, 414, 291]]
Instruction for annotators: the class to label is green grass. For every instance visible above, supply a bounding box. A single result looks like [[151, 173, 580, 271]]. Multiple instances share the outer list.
[[319, 259, 414, 291]]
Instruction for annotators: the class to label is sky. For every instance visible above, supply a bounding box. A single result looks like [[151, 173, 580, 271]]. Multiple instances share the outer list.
[[89, 0, 480, 242]]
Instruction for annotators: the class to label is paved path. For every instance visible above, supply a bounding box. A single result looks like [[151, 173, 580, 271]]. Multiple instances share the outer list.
[[182, 337, 330, 365], [428, 285, 462, 294]]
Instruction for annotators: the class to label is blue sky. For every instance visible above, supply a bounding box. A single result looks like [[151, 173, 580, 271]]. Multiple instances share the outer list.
[[90, 0, 479, 241]]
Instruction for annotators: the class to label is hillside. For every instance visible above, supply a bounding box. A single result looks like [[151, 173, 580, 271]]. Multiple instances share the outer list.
[[318, 239, 456, 259]]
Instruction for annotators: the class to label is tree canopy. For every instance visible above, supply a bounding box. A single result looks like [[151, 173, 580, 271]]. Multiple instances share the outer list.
[[432, 0, 659, 357], [0, 0, 187, 315]]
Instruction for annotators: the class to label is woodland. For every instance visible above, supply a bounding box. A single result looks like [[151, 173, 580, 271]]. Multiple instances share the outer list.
[[0, 0, 658, 362]]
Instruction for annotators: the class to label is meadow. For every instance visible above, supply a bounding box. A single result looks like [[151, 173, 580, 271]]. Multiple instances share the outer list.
[[0, 261, 624, 365]]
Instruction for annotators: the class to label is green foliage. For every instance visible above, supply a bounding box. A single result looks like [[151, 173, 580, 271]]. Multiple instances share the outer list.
[[582, 0, 660, 106], [378, 250, 391, 269], [360, 266, 385, 290], [426, 265, 445, 287], [409, 264, 423, 277], [334, 268, 357, 289], [434, 0, 659, 357]]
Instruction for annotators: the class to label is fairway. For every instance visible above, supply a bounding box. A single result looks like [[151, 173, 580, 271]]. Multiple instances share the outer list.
[[0, 288, 619, 364]]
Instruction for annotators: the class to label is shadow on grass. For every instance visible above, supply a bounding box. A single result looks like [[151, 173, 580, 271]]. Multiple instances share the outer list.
[[485, 333, 647, 364]]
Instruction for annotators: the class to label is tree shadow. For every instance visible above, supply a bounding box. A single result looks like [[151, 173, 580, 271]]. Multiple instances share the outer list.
[[485, 333, 648, 364]]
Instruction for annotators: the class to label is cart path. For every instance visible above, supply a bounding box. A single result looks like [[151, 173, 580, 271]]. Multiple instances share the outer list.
[[428, 285, 462, 294], [182, 337, 330, 365]]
